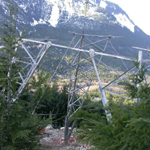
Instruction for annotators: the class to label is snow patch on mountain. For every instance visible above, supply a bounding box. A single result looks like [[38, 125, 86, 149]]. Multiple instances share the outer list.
[[89, 0, 96, 5], [19, 4, 26, 9], [49, 5, 60, 27], [31, 18, 46, 26], [114, 13, 135, 32], [18, 3, 28, 13], [0, 0, 137, 33], [89, 0, 102, 5], [31, 19, 38, 26], [63, 0, 74, 16], [74, 2, 85, 17], [100, 1, 107, 9]]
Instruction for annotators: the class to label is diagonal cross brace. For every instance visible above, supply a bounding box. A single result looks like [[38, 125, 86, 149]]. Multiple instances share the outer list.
[[13, 41, 51, 101]]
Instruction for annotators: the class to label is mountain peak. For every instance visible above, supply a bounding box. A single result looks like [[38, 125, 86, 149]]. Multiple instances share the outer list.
[[0, 0, 135, 33], [1, 0, 150, 69]]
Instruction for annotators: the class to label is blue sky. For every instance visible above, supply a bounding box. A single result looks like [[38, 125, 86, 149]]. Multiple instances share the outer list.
[[107, 0, 150, 35]]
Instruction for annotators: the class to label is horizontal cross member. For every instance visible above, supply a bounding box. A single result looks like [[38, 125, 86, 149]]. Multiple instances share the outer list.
[[22, 38, 136, 61]]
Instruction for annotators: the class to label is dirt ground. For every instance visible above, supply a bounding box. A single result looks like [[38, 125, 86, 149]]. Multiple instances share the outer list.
[[40, 125, 95, 150]]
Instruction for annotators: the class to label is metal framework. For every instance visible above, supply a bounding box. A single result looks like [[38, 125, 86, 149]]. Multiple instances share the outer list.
[[1, 0, 150, 144], [3, 33, 149, 142], [12, 41, 51, 101], [62, 32, 148, 142]]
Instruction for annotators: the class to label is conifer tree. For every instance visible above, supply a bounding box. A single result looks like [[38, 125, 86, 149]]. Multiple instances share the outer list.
[[74, 64, 150, 150], [0, 1, 50, 149]]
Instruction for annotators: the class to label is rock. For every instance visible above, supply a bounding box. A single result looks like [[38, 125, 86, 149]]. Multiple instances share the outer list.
[[60, 127, 65, 131], [45, 124, 53, 132], [40, 125, 93, 150], [75, 146, 87, 150]]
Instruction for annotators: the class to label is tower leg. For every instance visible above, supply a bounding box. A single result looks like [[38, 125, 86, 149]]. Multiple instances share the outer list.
[[89, 49, 111, 121], [137, 51, 143, 102]]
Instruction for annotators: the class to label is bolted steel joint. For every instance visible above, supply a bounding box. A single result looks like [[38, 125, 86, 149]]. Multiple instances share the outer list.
[[89, 49, 95, 58]]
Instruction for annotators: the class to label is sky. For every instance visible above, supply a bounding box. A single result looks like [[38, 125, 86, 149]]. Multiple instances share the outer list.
[[106, 0, 150, 35]]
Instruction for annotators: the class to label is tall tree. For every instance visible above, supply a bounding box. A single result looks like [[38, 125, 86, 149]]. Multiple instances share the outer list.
[[0, 0, 22, 142], [74, 64, 150, 150], [0, 1, 50, 149]]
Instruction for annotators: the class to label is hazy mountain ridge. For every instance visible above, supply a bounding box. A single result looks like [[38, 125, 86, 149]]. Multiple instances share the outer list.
[[1, 0, 150, 64], [0, 0, 135, 31]]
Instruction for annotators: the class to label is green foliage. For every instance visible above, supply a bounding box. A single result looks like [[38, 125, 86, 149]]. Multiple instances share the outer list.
[[81, 93, 104, 115], [35, 82, 68, 128], [0, 1, 50, 149], [0, 94, 51, 149], [23, 70, 68, 129], [72, 110, 108, 149], [74, 64, 150, 150], [28, 71, 69, 129]]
